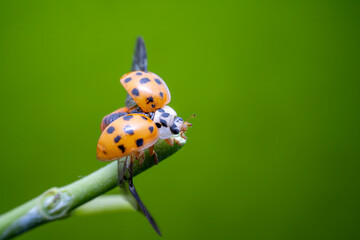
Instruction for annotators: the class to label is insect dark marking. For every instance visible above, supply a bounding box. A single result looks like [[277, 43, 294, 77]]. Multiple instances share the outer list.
[[124, 77, 132, 83], [103, 150, 107, 155], [136, 138, 144, 147], [107, 126, 115, 134], [159, 92, 164, 98], [105, 112, 128, 127], [123, 115, 133, 121], [146, 96, 154, 104], [160, 119, 168, 127], [132, 88, 140, 96], [170, 123, 180, 134], [155, 79, 162, 85], [140, 78, 151, 84], [118, 145, 125, 153], [175, 117, 183, 123], [123, 125, 134, 135], [157, 108, 165, 113], [151, 104, 156, 108], [136, 72, 143, 75], [114, 135, 121, 143], [149, 126, 154, 133], [156, 123, 162, 128], [171, 128, 180, 134], [161, 113, 170, 118], [141, 116, 148, 120]]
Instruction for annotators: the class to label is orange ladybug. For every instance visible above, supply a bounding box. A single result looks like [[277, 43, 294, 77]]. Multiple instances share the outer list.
[[100, 105, 193, 146], [120, 71, 171, 112]]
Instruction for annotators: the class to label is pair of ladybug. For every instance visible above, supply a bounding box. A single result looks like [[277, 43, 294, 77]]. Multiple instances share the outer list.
[[95, 60, 193, 235], [96, 70, 192, 163]]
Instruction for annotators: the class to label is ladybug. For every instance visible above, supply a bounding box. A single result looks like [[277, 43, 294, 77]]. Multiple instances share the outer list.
[[98, 107, 193, 163], [120, 71, 171, 113], [100, 105, 193, 145]]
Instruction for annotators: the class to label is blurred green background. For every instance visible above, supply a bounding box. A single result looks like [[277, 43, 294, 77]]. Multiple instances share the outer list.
[[1, 0, 360, 239]]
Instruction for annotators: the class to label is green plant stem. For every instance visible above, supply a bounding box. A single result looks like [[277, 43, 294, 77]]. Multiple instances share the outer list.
[[0, 136, 186, 240], [74, 195, 138, 215]]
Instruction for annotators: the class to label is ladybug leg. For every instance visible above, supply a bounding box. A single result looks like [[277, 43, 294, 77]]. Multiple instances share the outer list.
[[164, 138, 174, 146], [181, 132, 187, 140], [137, 151, 145, 165], [117, 157, 129, 185], [128, 154, 134, 179], [167, 137, 182, 146], [149, 145, 158, 164], [173, 137, 182, 145]]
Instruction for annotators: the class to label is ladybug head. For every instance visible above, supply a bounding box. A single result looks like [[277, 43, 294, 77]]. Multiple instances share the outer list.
[[154, 106, 194, 139], [170, 114, 195, 141]]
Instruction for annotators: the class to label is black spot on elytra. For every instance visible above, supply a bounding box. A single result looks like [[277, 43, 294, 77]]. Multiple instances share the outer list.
[[118, 145, 125, 153], [124, 77, 132, 83], [149, 126, 154, 133], [161, 113, 170, 118], [160, 119, 168, 127], [114, 135, 121, 143], [156, 123, 161, 128], [123, 125, 134, 135], [136, 138, 144, 147], [157, 108, 165, 113], [146, 96, 154, 104], [103, 150, 107, 155], [159, 92, 164, 98], [140, 78, 151, 84], [141, 115, 148, 120], [107, 126, 115, 134], [155, 79, 162, 85], [151, 104, 156, 108], [136, 72, 143, 75], [132, 88, 139, 96], [123, 115, 133, 121]]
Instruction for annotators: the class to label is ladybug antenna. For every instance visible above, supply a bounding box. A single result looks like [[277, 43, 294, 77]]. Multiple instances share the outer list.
[[185, 114, 196, 123]]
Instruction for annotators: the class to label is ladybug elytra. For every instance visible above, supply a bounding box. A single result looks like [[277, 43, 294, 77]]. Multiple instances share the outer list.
[[97, 113, 159, 164], [120, 71, 171, 113]]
